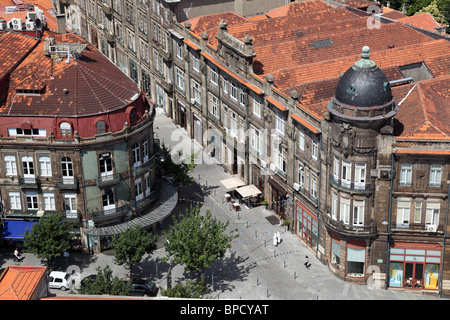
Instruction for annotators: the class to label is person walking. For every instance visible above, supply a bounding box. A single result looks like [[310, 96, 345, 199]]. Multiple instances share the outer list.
[[273, 233, 278, 247], [276, 231, 281, 244], [304, 256, 310, 270], [14, 248, 22, 262]]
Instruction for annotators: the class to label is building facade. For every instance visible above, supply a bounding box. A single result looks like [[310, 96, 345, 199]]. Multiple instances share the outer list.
[[51, 0, 450, 294]]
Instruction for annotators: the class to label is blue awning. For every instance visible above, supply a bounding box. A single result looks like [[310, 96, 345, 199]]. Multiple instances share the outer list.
[[1, 220, 38, 241]]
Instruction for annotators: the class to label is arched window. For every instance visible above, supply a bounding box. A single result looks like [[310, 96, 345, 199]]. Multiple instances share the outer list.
[[96, 120, 107, 134], [60, 122, 72, 136]]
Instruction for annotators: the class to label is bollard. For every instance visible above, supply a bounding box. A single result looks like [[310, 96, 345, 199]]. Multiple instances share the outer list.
[[284, 260, 286, 268]]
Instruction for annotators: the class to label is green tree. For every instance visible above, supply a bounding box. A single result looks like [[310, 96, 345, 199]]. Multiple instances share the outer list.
[[23, 212, 74, 265], [417, 0, 449, 25], [79, 265, 131, 296], [163, 205, 238, 279], [161, 275, 208, 298], [111, 226, 158, 278], [158, 144, 196, 187]]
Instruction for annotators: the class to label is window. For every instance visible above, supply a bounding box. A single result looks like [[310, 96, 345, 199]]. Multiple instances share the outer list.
[[341, 160, 352, 187], [142, 138, 149, 162], [230, 82, 237, 101], [209, 93, 219, 119], [429, 165, 442, 187], [276, 148, 286, 173], [355, 162, 366, 189], [353, 200, 364, 226], [61, 157, 73, 180], [414, 201, 422, 223], [9, 191, 21, 210], [331, 192, 338, 220], [299, 130, 305, 151], [298, 165, 304, 189], [193, 54, 200, 72], [175, 67, 185, 92], [276, 113, 285, 135], [60, 122, 72, 136], [240, 90, 245, 106], [64, 193, 77, 213], [4, 155, 17, 176], [312, 140, 318, 161], [347, 246, 365, 277], [135, 178, 143, 201], [192, 80, 201, 105], [400, 163, 412, 186], [396, 200, 410, 228], [43, 192, 56, 211], [39, 155, 52, 177], [310, 175, 317, 200], [210, 68, 218, 86], [102, 188, 115, 211], [25, 192, 38, 211], [340, 197, 350, 224], [129, 108, 138, 124], [253, 97, 261, 118], [99, 153, 113, 176], [333, 157, 339, 179], [21, 155, 35, 177], [176, 42, 183, 60], [426, 202, 440, 226], [331, 238, 340, 268], [230, 111, 237, 137], [132, 143, 141, 167], [223, 79, 229, 94], [96, 120, 107, 134], [251, 128, 262, 154], [144, 172, 151, 196]]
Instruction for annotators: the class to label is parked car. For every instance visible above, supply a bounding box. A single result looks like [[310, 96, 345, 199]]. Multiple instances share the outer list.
[[48, 271, 74, 291], [79, 274, 97, 290], [127, 279, 158, 297]]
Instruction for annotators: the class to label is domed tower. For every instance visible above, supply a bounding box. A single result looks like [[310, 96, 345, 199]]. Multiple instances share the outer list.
[[321, 46, 398, 283], [327, 46, 399, 130]]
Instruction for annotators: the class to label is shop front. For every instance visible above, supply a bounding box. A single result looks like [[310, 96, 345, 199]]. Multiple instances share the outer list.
[[388, 242, 442, 290], [295, 200, 318, 250]]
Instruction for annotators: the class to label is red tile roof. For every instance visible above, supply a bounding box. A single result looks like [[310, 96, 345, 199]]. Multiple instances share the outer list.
[[0, 265, 48, 300], [397, 12, 447, 31], [1, 31, 140, 117]]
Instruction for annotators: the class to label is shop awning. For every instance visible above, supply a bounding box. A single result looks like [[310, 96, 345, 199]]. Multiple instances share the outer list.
[[1, 220, 38, 241], [268, 178, 288, 197], [220, 177, 245, 190], [236, 185, 262, 198]]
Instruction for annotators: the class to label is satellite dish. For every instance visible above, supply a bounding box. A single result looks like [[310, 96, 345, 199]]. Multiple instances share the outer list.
[[35, 18, 42, 28]]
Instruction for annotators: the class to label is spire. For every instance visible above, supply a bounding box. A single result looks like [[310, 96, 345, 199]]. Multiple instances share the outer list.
[[353, 46, 377, 70]]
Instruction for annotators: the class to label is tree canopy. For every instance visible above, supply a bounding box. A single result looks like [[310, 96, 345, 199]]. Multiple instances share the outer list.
[[163, 205, 238, 275], [23, 212, 74, 264]]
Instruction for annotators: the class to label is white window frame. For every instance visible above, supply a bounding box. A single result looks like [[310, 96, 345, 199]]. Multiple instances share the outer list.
[[251, 128, 262, 154], [135, 177, 143, 201], [396, 200, 410, 227], [276, 148, 286, 173], [210, 68, 218, 86], [25, 191, 39, 211], [64, 193, 77, 213], [230, 111, 238, 137], [21, 155, 35, 178], [310, 175, 318, 200], [192, 80, 201, 105], [426, 202, 440, 226], [353, 199, 364, 226], [252, 97, 261, 118], [299, 130, 305, 151], [333, 157, 340, 179], [331, 192, 338, 220], [223, 79, 229, 95], [298, 164, 304, 189], [275, 113, 285, 136], [144, 172, 151, 196], [429, 164, 442, 187], [341, 160, 352, 187], [340, 197, 350, 224], [175, 67, 185, 92], [230, 82, 238, 101], [312, 140, 318, 161], [209, 93, 219, 119], [39, 155, 52, 177], [192, 54, 200, 72], [9, 191, 21, 210], [132, 143, 141, 167], [354, 162, 366, 189], [400, 163, 412, 186], [176, 41, 183, 60], [4, 154, 17, 176], [414, 201, 422, 224], [43, 192, 56, 211]]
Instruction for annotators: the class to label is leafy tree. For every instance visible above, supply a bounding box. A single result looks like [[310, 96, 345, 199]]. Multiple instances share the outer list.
[[23, 212, 74, 265], [417, 0, 449, 25], [111, 226, 158, 278], [79, 265, 131, 296], [158, 144, 196, 187], [161, 276, 208, 298], [163, 205, 238, 279]]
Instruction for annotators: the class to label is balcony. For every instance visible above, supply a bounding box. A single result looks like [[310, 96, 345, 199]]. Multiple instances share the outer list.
[[96, 173, 121, 188], [322, 213, 377, 237], [329, 173, 371, 194], [57, 177, 78, 190], [102, 3, 113, 15], [91, 204, 129, 224], [18, 176, 40, 188], [132, 156, 156, 176]]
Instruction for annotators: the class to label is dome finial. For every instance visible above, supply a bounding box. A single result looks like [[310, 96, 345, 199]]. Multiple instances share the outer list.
[[353, 46, 376, 70]]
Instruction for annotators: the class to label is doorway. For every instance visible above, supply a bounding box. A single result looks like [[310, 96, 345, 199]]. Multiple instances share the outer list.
[[404, 262, 424, 289]]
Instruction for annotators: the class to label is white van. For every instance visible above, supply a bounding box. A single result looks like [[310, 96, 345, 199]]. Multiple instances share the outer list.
[[48, 271, 74, 291]]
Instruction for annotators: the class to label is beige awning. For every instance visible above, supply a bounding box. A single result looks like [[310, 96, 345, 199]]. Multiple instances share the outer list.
[[220, 177, 246, 190], [236, 185, 262, 198]]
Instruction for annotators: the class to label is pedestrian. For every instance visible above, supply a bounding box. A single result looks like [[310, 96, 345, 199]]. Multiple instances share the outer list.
[[273, 233, 278, 247], [276, 231, 281, 244], [14, 248, 21, 262], [304, 256, 311, 270]]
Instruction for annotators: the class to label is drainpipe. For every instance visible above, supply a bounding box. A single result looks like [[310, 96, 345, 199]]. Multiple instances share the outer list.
[[316, 133, 322, 250], [292, 124, 296, 234], [384, 153, 394, 290], [439, 180, 450, 297], [245, 90, 249, 183]]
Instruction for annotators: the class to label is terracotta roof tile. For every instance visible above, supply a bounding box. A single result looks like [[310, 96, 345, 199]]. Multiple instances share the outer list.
[[397, 12, 446, 31], [0, 266, 47, 300]]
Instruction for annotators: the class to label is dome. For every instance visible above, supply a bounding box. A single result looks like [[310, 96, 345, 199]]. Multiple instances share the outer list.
[[334, 46, 393, 107]]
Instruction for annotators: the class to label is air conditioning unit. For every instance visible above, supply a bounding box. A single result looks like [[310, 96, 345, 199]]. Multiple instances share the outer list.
[[10, 18, 22, 30], [25, 20, 35, 31], [98, 23, 105, 30], [269, 163, 277, 172], [426, 225, 437, 232], [261, 160, 267, 168], [293, 183, 300, 191]]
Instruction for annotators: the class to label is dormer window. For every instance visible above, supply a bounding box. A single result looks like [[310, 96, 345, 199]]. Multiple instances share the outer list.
[[60, 122, 72, 136], [96, 120, 107, 134]]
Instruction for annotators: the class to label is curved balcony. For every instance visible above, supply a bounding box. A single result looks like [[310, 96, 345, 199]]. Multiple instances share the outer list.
[[132, 155, 156, 176], [96, 173, 121, 188], [322, 213, 377, 237], [91, 204, 130, 224]]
